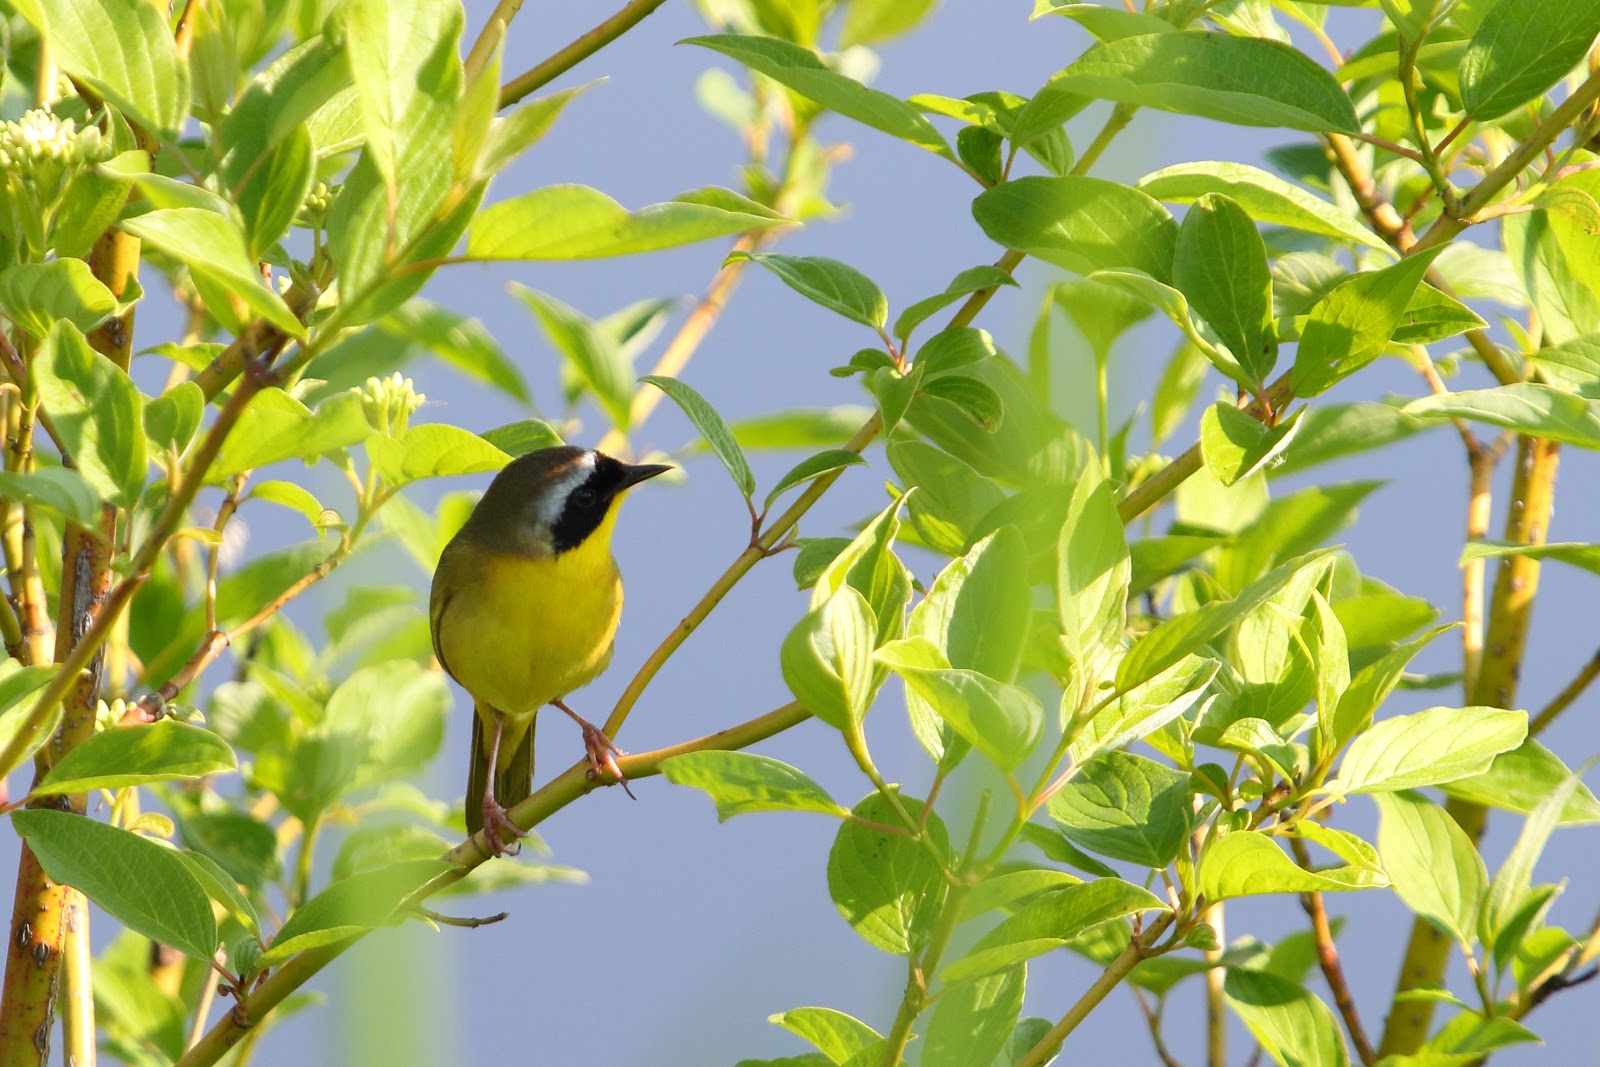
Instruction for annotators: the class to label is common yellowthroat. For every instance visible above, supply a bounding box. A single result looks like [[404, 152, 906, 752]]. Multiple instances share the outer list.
[[429, 445, 671, 855]]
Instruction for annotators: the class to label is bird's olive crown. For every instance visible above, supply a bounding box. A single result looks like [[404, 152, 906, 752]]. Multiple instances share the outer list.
[[458, 446, 637, 558]]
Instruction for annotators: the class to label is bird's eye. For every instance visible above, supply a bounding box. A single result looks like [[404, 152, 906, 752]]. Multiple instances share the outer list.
[[570, 487, 598, 510]]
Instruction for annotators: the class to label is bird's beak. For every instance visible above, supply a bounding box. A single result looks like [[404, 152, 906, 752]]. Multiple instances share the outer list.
[[619, 462, 673, 489]]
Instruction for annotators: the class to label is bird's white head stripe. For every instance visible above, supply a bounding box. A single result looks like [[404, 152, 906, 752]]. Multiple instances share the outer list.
[[536, 449, 596, 528]]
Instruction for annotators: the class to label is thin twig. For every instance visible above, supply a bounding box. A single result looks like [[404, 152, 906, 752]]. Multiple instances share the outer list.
[[175, 701, 814, 1067], [1529, 647, 1600, 737], [1014, 914, 1177, 1067], [1291, 838, 1377, 1065], [499, 0, 672, 109]]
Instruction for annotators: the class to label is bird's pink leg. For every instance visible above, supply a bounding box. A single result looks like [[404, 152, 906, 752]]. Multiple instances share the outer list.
[[552, 699, 634, 799]]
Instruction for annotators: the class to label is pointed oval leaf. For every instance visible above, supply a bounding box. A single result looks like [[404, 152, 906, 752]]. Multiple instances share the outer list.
[[0, 260, 117, 339], [120, 209, 304, 338], [941, 879, 1166, 983], [1375, 791, 1487, 946], [660, 751, 846, 821], [1139, 161, 1394, 257], [468, 184, 790, 260], [0, 468, 104, 529], [827, 791, 948, 955], [641, 375, 755, 499], [763, 449, 868, 511], [1048, 31, 1359, 133], [35, 720, 236, 795], [1224, 969, 1350, 1067], [259, 859, 457, 966], [13, 808, 217, 960], [771, 1007, 881, 1063], [973, 176, 1178, 282], [1173, 192, 1276, 386], [35, 321, 147, 507], [1199, 829, 1387, 902], [1335, 706, 1527, 794], [734, 252, 887, 330], [1047, 752, 1192, 867], [14, 0, 190, 137], [366, 424, 511, 487], [1292, 249, 1443, 396], [1459, 0, 1600, 120], [875, 638, 1042, 770], [683, 34, 953, 160]]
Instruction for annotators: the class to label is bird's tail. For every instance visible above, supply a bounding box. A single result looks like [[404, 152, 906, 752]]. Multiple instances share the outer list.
[[465, 707, 535, 835]]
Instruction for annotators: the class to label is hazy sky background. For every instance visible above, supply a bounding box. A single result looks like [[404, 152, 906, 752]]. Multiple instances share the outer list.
[[10, 2, 1600, 1065]]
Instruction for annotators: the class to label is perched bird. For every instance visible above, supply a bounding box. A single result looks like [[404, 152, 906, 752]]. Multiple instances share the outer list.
[[429, 445, 671, 855]]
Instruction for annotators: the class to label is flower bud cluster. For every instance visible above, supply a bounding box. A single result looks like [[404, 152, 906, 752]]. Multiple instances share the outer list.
[[356, 372, 425, 437]]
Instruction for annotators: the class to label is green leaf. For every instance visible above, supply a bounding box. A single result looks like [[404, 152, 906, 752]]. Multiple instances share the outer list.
[[1047, 752, 1191, 866], [811, 496, 912, 645], [827, 791, 948, 955], [468, 184, 790, 260], [238, 123, 312, 259], [771, 1007, 881, 1065], [661, 751, 847, 821], [212, 389, 373, 479], [144, 382, 205, 454], [1172, 193, 1277, 386], [893, 265, 1017, 342], [1459, 0, 1600, 120], [13, 809, 216, 960], [176, 849, 262, 938], [1058, 473, 1130, 684], [1118, 552, 1332, 692], [35, 322, 146, 507], [0, 468, 103, 529], [840, 0, 938, 47], [875, 639, 1043, 770], [1224, 969, 1350, 1067], [972, 176, 1178, 282], [13, 0, 190, 137], [1047, 31, 1360, 133], [1033, 2, 1176, 40], [1272, 402, 1424, 477], [1460, 539, 1600, 576], [904, 527, 1031, 765], [1328, 625, 1453, 750], [258, 859, 456, 966], [334, 0, 463, 197], [1481, 766, 1584, 962], [1393, 285, 1488, 345], [510, 286, 631, 430], [0, 260, 116, 339], [367, 424, 510, 488], [1199, 829, 1386, 902], [52, 151, 145, 259], [641, 375, 755, 499], [1071, 655, 1219, 763], [35, 721, 235, 795], [477, 420, 563, 459], [683, 34, 953, 160], [1375, 791, 1487, 946], [1138, 161, 1393, 257], [246, 480, 329, 533], [764, 450, 867, 511], [1334, 707, 1527, 794], [723, 406, 875, 451], [1406, 384, 1600, 449], [1200, 404, 1304, 486], [177, 810, 279, 891], [380, 301, 531, 405], [920, 376, 1003, 431], [781, 587, 878, 731], [1441, 739, 1600, 825], [1054, 278, 1154, 363], [477, 84, 591, 180], [121, 209, 303, 338], [941, 879, 1166, 983], [1293, 249, 1443, 396], [734, 253, 887, 330], [923, 965, 1025, 1067]]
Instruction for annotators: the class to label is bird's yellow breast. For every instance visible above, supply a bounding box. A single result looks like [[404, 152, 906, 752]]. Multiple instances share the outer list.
[[430, 512, 624, 719]]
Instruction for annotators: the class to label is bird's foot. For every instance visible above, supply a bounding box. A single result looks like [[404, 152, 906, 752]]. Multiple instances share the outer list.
[[580, 722, 635, 799], [480, 795, 525, 857]]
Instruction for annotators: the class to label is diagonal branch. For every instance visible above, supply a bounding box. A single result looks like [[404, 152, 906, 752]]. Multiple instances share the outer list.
[[174, 700, 812, 1067], [499, 0, 673, 109]]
